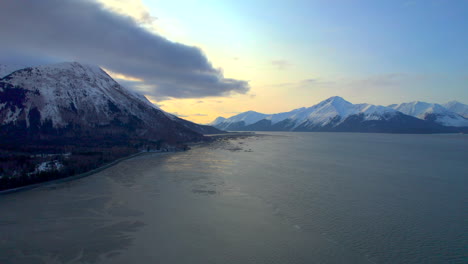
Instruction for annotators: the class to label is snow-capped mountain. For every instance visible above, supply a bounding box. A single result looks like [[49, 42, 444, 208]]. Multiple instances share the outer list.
[[390, 101, 468, 127], [212, 96, 466, 133], [275, 96, 399, 129], [214, 96, 399, 131], [0, 62, 218, 145], [443, 101, 468, 118]]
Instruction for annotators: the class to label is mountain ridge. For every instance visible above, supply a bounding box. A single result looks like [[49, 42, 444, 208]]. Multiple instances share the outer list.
[[389, 101, 468, 127], [211, 96, 468, 133]]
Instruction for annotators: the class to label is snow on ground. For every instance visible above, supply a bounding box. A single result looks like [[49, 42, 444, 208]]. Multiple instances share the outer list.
[[34, 160, 64, 174]]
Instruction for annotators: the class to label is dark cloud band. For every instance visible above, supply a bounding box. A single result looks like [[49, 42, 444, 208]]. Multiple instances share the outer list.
[[0, 0, 249, 98]]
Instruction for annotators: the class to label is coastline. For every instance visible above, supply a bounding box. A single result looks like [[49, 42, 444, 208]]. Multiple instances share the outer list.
[[0, 151, 146, 195], [0, 132, 257, 195]]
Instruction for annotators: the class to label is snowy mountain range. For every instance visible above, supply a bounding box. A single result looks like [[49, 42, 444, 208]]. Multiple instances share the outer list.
[[0, 62, 221, 147], [211, 96, 468, 133]]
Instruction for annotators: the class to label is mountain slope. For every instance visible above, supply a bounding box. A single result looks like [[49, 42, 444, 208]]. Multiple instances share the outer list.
[[0, 62, 206, 146], [0, 64, 26, 78], [166, 113, 225, 134], [443, 101, 468, 118], [390, 101, 468, 127]]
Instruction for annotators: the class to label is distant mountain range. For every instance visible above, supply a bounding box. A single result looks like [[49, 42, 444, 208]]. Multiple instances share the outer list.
[[210, 96, 468, 133], [0, 62, 222, 148]]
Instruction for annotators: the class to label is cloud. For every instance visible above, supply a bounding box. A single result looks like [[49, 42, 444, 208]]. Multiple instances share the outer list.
[[266, 78, 328, 88], [0, 0, 249, 99], [97, 0, 157, 26], [271, 60, 292, 70], [301, 79, 320, 84], [270, 74, 423, 90], [265, 74, 428, 99]]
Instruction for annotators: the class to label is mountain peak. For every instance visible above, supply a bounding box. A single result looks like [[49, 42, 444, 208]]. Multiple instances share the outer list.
[[245, 110, 262, 114], [402, 100, 426, 106], [324, 96, 347, 103], [318, 96, 353, 108], [0, 61, 150, 128], [209, 116, 226, 126], [35, 61, 106, 75]]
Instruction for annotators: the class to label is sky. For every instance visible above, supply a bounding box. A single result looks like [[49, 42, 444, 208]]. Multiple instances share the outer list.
[[1, 0, 467, 123]]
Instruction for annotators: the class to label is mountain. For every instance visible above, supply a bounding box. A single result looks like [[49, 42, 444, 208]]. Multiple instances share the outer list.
[[211, 96, 466, 133], [208, 116, 226, 126], [390, 101, 468, 127], [0, 62, 219, 147], [211, 111, 268, 130], [443, 101, 468, 118]]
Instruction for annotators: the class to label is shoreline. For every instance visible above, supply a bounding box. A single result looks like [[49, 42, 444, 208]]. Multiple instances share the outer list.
[[0, 151, 146, 195], [0, 132, 259, 196]]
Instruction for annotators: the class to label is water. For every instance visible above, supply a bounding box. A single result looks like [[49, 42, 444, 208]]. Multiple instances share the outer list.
[[1, 132, 467, 264]]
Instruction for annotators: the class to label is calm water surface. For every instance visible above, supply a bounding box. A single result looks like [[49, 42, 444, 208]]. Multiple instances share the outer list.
[[1, 132, 467, 263]]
